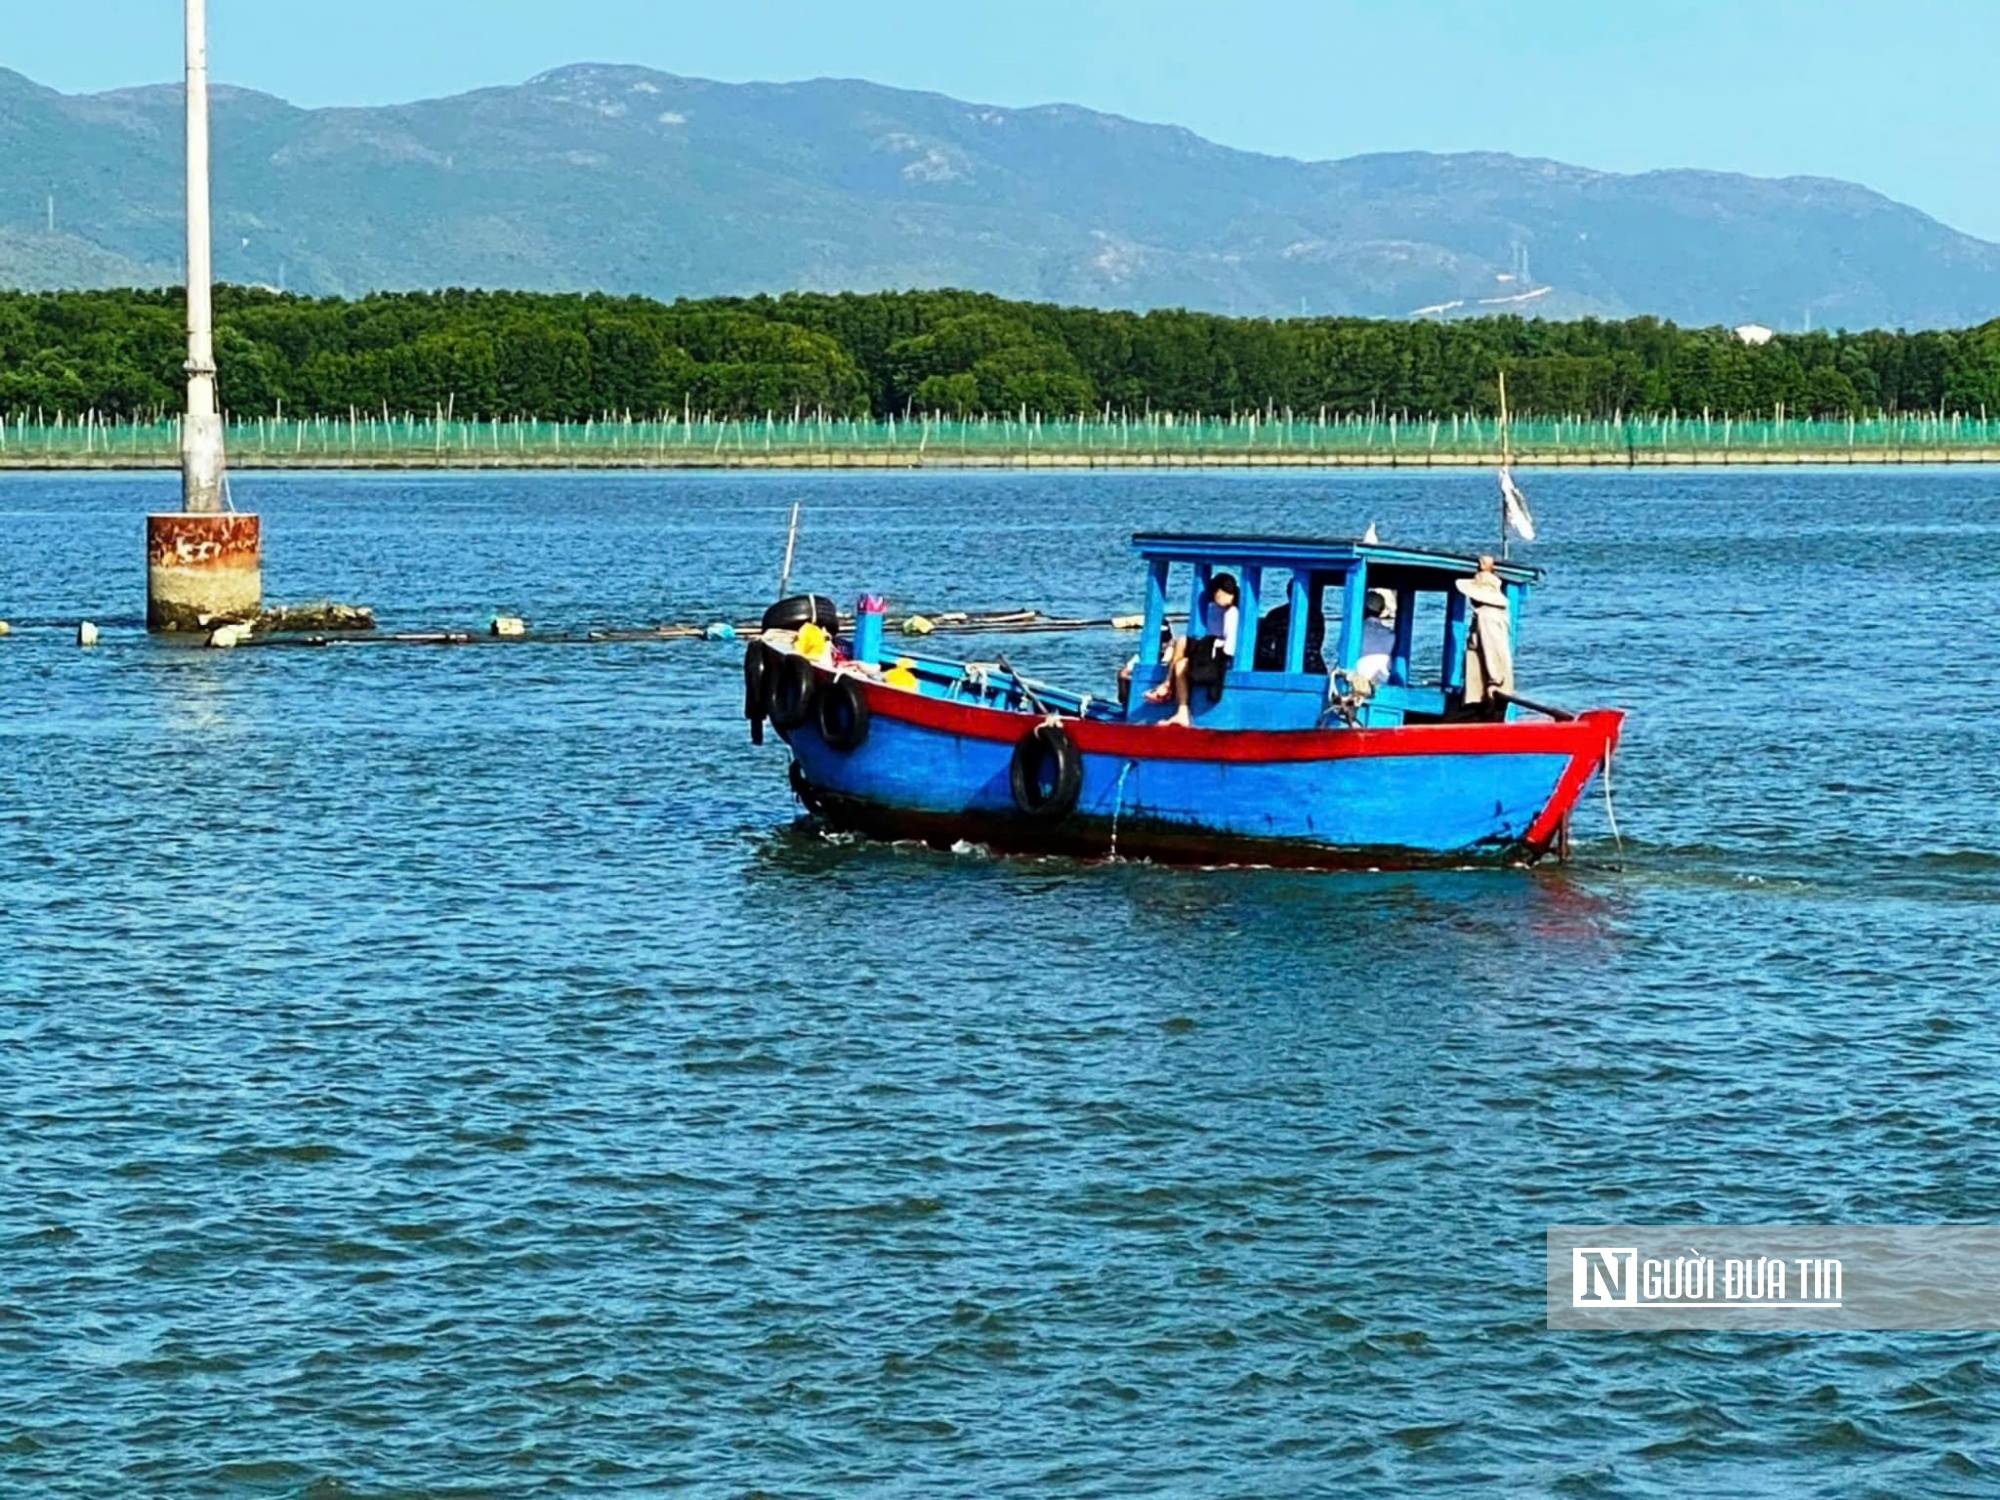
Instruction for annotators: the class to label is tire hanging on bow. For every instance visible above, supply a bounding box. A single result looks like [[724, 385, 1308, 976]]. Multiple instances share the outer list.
[[764, 652, 819, 733], [743, 639, 782, 743]]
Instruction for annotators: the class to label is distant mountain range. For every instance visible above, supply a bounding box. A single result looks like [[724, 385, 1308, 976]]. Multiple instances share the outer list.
[[7, 63, 2000, 329]]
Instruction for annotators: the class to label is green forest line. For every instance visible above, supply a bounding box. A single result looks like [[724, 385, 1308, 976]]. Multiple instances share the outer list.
[[8, 285, 2000, 424]]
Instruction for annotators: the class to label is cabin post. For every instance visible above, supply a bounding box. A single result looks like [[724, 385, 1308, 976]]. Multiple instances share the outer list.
[[1336, 561, 1368, 672], [1505, 581, 1526, 657], [1284, 573, 1311, 673], [1189, 563, 1212, 636], [1236, 566, 1261, 633], [1391, 586, 1417, 685], [1443, 591, 1470, 691], [147, 0, 261, 632], [1139, 558, 1168, 665]]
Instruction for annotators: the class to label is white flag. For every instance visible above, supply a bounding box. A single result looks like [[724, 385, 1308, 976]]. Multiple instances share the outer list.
[[1499, 467, 1536, 542]]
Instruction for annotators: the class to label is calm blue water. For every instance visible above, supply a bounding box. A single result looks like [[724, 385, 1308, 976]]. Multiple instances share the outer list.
[[3, 468, 1999, 1498]]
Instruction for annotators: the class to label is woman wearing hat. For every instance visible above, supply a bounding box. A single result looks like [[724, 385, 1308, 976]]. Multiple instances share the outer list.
[[1456, 557, 1514, 715]]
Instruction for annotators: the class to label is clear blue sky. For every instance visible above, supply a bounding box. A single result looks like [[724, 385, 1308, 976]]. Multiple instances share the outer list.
[[12, 0, 2000, 238]]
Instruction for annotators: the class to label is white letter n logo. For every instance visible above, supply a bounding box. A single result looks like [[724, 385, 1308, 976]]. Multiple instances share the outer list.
[[1573, 1247, 1639, 1306]]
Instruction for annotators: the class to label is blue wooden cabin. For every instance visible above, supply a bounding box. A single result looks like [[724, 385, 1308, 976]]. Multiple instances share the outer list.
[[1129, 533, 1542, 730]]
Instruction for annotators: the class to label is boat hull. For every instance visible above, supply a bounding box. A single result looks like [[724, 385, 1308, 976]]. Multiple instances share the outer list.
[[780, 672, 1622, 869]]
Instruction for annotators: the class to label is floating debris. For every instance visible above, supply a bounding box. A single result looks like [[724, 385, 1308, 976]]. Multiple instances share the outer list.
[[208, 621, 253, 649], [76, 621, 99, 647], [253, 600, 376, 634], [235, 607, 1178, 651]]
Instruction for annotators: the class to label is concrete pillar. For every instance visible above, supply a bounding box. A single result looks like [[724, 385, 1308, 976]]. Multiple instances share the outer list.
[[151, 0, 260, 632], [147, 513, 261, 631]]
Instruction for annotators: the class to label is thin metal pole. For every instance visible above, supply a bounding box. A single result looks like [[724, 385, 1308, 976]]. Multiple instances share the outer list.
[[776, 501, 801, 600], [181, 0, 225, 513]]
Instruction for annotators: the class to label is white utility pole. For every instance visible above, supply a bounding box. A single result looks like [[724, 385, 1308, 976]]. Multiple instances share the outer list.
[[147, 0, 259, 632], [181, 0, 225, 513]]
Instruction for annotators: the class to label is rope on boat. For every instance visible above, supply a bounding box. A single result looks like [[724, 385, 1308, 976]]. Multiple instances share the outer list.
[[1602, 745, 1624, 853]]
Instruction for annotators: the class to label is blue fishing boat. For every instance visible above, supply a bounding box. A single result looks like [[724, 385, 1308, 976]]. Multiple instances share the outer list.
[[743, 532, 1623, 868]]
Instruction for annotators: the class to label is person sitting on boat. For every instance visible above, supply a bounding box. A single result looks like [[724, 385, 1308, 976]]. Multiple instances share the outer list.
[[1251, 596, 1326, 674], [1145, 572, 1240, 727], [1457, 559, 1514, 717], [1118, 620, 1176, 708], [1355, 589, 1397, 685]]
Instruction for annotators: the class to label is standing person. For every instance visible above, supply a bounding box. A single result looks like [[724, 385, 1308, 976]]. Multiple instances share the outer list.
[[1456, 557, 1514, 715], [1145, 573, 1240, 727]]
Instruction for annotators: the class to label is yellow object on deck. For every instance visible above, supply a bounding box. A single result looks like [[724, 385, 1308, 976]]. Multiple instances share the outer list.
[[795, 621, 830, 659], [883, 658, 919, 690]]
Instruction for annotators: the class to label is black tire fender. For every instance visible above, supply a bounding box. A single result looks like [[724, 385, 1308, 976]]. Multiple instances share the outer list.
[[816, 674, 871, 752], [743, 640, 777, 743], [761, 594, 841, 633], [765, 651, 820, 732], [1009, 723, 1084, 821]]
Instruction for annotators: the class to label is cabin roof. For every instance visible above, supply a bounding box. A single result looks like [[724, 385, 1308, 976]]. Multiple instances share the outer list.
[[1130, 532, 1544, 585]]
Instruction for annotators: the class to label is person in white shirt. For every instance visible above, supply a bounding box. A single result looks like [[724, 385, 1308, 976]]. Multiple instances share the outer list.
[[1145, 573, 1240, 727], [1355, 589, 1398, 685]]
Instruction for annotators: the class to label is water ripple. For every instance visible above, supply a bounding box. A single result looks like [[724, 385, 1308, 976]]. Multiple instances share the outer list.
[[2, 469, 1998, 1496]]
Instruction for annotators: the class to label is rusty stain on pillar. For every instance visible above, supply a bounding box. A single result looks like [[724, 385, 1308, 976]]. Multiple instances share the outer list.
[[147, 0, 260, 632], [147, 513, 262, 630]]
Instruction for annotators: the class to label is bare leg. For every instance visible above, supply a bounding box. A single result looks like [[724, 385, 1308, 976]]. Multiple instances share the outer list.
[[1162, 660, 1193, 726], [1143, 637, 1185, 703]]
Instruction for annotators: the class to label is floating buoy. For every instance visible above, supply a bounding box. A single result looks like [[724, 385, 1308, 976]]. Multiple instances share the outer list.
[[490, 615, 527, 637], [207, 621, 252, 649], [0, 621, 11, 636], [704, 621, 738, 641], [76, 621, 99, 647]]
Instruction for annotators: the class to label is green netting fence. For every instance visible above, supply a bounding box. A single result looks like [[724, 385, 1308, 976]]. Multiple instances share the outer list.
[[7, 409, 2000, 464]]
